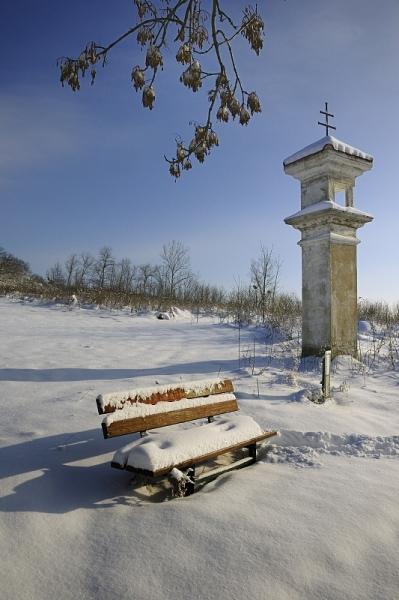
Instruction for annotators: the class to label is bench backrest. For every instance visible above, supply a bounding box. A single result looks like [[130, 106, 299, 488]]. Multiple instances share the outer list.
[[97, 379, 237, 439], [97, 378, 234, 414]]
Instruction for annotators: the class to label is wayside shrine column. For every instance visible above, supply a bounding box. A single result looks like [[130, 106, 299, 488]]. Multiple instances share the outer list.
[[284, 132, 373, 358]]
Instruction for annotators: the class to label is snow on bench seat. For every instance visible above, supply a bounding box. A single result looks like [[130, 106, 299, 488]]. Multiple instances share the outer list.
[[112, 414, 272, 475]]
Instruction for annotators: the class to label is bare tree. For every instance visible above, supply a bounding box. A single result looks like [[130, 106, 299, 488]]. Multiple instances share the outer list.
[[65, 254, 79, 288], [58, 1, 264, 177], [250, 245, 281, 324], [137, 263, 157, 296], [75, 252, 94, 289], [93, 246, 115, 289], [47, 262, 66, 286], [114, 258, 136, 293], [159, 240, 192, 298]]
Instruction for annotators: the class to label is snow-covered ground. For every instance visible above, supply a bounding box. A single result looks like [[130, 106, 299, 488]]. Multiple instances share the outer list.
[[1, 297, 398, 600]]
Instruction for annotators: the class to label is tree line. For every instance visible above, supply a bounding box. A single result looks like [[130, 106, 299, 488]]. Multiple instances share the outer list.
[[46, 241, 225, 307], [5, 242, 399, 330], [0, 241, 302, 331], [0, 247, 30, 279]]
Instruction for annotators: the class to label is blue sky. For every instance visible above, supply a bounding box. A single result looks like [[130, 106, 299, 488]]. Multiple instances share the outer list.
[[1, 0, 399, 301]]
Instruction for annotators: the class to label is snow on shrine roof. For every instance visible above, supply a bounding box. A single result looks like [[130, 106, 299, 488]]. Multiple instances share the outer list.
[[284, 136, 373, 166], [285, 200, 374, 221]]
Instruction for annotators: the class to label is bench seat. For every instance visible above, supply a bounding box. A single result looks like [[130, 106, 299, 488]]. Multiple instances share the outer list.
[[111, 414, 276, 476]]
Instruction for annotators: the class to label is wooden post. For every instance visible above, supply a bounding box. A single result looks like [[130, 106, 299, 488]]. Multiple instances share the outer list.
[[322, 350, 331, 399]]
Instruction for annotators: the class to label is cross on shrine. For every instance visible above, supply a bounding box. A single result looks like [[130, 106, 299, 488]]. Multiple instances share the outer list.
[[318, 102, 336, 136]]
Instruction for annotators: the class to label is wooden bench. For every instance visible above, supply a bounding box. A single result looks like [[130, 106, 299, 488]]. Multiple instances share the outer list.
[[96, 378, 278, 495]]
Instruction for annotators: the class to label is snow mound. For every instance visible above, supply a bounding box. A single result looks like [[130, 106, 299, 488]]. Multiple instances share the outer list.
[[358, 320, 372, 334], [155, 307, 192, 321], [332, 355, 363, 373], [265, 445, 321, 468], [156, 312, 172, 320], [171, 307, 192, 319], [293, 387, 323, 403], [264, 429, 399, 468]]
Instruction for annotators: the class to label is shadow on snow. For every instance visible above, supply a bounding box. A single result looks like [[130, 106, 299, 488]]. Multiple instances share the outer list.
[[0, 359, 237, 382], [0, 428, 157, 513]]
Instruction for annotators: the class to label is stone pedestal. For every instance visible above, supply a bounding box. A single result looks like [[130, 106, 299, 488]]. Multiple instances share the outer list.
[[284, 136, 373, 358]]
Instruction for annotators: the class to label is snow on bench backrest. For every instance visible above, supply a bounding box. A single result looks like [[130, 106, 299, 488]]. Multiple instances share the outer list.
[[99, 380, 238, 439], [96, 378, 234, 414]]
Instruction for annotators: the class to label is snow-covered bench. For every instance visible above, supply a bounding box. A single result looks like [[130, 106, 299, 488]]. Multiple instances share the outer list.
[[96, 378, 278, 495]]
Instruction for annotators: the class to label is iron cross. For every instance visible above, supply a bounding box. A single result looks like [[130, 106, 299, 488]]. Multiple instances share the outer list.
[[318, 102, 336, 136]]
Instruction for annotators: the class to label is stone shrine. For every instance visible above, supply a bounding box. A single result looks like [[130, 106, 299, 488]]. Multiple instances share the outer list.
[[284, 135, 373, 358]]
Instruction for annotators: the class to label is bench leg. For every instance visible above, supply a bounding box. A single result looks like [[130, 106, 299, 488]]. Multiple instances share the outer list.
[[171, 466, 196, 497], [185, 466, 196, 496], [248, 444, 257, 463]]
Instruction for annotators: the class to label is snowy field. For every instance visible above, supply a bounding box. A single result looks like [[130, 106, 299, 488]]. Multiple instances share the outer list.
[[1, 297, 399, 600]]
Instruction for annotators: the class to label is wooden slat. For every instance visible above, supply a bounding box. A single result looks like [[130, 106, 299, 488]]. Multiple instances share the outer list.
[[97, 378, 234, 414], [119, 431, 278, 476], [102, 399, 239, 439]]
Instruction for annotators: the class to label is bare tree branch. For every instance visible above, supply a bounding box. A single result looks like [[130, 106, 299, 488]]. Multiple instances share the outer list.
[[58, 1, 264, 178]]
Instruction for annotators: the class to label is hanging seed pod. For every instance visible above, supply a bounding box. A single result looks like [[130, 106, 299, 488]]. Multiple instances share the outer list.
[[78, 52, 89, 71], [180, 61, 202, 92], [241, 8, 264, 55], [169, 162, 181, 178], [131, 67, 145, 91], [195, 126, 206, 142], [217, 106, 229, 123], [216, 72, 228, 88], [67, 70, 80, 92], [181, 67, 193, 88], [137, 27, 153, 46], [220, 89, 232, 107], [194, 143, 207, 163], [239, 106, 251, 125], [228, 96, 241, 118], [207, 131, 219, 147], [247, 92, 262, 114], [191, 61, 201, 74], [135, 0, 147, 19], [176, 44, 192, 65], [146, 45, 163, 70], [87, 42, 97, 64], [190, 27, 208, 49], [176, 144, 186, 162], [142, 86, 155, 109]]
